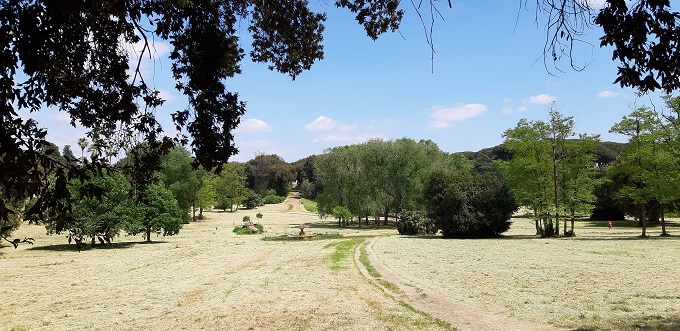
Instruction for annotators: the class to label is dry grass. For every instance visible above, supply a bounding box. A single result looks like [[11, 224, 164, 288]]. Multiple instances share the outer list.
[[373, 218, 680, 331], [0, 202, 442, 331], [4, 199, 680, 330]]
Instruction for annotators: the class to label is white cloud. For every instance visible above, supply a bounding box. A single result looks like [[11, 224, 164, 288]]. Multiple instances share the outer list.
[[502, 97, 513, 103], [426, 103, 487, 131], [524, 93, 557, 105], [597, 90, 622, 99], [305, 116, 339, 131], [501, 106, 528, 115], [156, 89, 177, 103], [236, 118, 273, 133], [426, 121, 453, 131]]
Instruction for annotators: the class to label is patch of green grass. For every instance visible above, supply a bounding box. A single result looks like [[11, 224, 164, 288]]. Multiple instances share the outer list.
[[358, 242, 404, 295], [300, 198, 318, 213], [10, 327, 30, 331], [398, 301, 458, 331], [326, 238, 364, 271]]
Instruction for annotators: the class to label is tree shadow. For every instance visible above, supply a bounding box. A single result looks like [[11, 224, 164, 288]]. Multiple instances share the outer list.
[[301, 220, 397, 232], [27, 240, 169, 252]]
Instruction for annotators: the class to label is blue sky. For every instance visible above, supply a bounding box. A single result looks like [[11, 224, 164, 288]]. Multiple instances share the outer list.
[[29, 1, 669, 162]]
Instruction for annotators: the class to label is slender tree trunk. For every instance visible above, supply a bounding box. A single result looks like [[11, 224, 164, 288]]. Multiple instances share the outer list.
[[199, 207, 204, 220], [661, 206, 667, 236], [192, 202, 196, 221], [383, 207, 389, 226], [146, 224, 151, 242], [641, 204, 647, 237]]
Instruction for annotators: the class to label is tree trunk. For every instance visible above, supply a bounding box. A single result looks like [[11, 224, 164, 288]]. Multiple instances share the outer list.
[[640, 204, 647, 237], [661, 206, 667, 236], [192, 202, 196, 221], [146, 224, 152, 242], [199, 207, 204, 220]]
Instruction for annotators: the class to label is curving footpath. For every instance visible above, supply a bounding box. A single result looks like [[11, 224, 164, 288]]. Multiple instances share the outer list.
[[355, 237, 565, 331]]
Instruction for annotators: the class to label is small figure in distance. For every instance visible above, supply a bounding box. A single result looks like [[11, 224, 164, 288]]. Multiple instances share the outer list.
[[608, 220, 612, 230]]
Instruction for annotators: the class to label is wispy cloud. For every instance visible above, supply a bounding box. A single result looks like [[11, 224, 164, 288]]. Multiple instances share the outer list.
[[523, 93, 557, 105], [426, 103, 487, 131], [304, 116, 356, 132], [236, 118, 273, 133], [501, 106, 528, 115], [597, 90, 622, 99], [502, 97, 513, 103]]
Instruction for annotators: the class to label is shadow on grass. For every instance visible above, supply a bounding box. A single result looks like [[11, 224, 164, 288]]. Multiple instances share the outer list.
[[573, 314, 680, 331], [302, 220, 397, 232], [27, 240, 169, 252]]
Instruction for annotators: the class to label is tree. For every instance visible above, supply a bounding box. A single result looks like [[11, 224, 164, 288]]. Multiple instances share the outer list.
[[213, 162, 247, 211], [195, 178, 216, 220], [610, 105, 678, 236], [60, 170, 136, 249], [503, 118, 555, 236], [423, 168, 516, 238], [503, 108, 599, 237], [246, 154, 294, 196], [62, 145, 79, 168], [125, 183, 183, 242], [77, 138, 89, 162], [158, 147, 203, 223]]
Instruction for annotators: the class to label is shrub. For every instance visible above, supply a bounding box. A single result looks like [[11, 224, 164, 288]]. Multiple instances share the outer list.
[[233, 223, 264, 235], [396, 211, 424, 235], [263, 194, 285, 204], [242, 216, 251, 223], [242, 189, 263, 209], [424, 170, 516, 238]]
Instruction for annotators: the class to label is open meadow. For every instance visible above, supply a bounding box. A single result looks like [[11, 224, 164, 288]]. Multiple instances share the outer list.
[[2, 198, 680, 331]]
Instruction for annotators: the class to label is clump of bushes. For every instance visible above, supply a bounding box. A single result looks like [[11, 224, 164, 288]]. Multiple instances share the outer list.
[[423, 170, 516, 238], [233, 215, 264, 234], [396, 211, 439, 235], [264, 189, 285, 204]]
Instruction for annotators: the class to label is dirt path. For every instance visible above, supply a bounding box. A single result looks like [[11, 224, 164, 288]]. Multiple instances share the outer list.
[[286, 193, 307, 213], [355, 237, 565, 331]]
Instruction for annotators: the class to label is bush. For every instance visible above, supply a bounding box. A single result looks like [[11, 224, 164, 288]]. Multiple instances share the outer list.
[[263, 194, 285, 204], [233, 223, 264, 235], [242, 189, 263, 209], [424, 170, 516, 238], [396, 211, 424, 235]]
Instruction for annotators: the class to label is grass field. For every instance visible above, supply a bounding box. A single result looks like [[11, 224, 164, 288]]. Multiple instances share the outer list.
[[2, 201, 680, 331]]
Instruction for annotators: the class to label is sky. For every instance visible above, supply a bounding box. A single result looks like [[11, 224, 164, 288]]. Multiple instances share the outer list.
[[23, 1, 672, 163]]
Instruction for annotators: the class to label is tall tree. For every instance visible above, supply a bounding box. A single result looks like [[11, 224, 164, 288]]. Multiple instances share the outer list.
[[158, 147, 203, 222], [610, 107, 678, 237], [214, 162, 247, 211]]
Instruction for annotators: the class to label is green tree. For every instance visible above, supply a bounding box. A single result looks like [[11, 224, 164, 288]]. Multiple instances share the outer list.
[[610, 106, 675, 236], [195, 178, 216, 220], [65, 170, 136, 247], [503, 118, 554, 236], [423, 168, 516, 238], [158, 147, 203, 223], [126, 184, 183, 242], [213, 162, 247, 211], [246, 154, 294, 196]]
